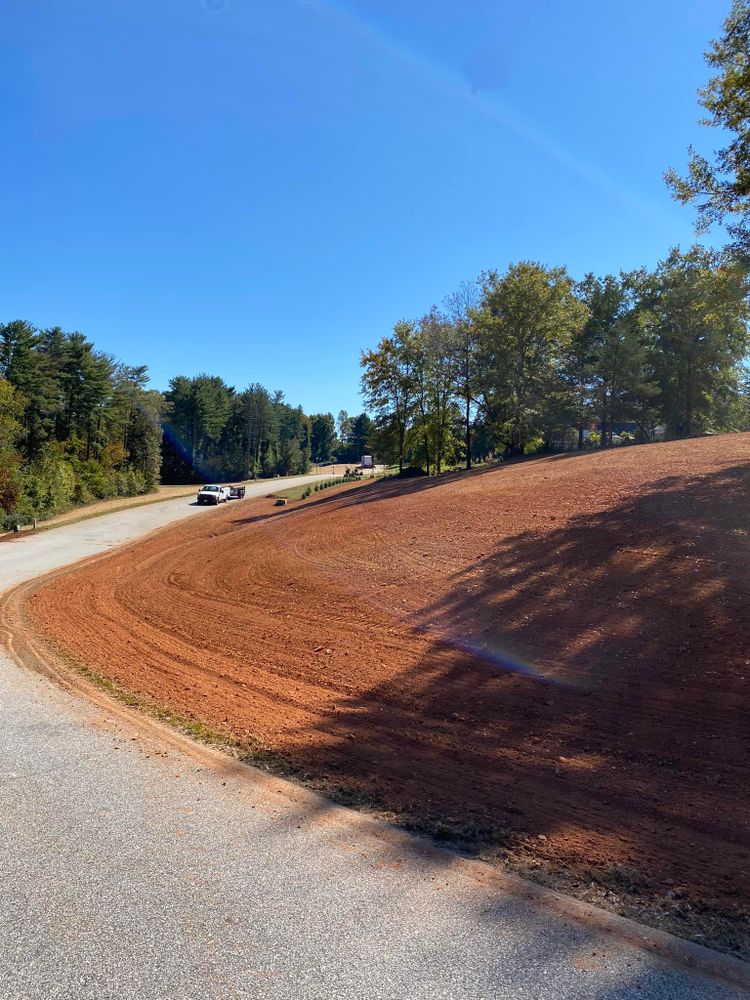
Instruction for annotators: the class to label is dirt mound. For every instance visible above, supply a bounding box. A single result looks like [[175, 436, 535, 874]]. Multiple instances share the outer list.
[[24, 436, 750, 924]]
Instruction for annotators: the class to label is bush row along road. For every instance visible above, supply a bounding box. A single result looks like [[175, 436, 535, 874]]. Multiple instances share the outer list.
[[0, 475, 745, 999]]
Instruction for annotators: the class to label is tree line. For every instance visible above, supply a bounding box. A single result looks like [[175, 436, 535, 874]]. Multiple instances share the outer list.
[[4, 4, 747, 519], [0, 320, 163, 528], [361, 247, 750, 474], [159, 376, 375, 482], [0, 319, 374, 528], [362, 0, 750, 475]]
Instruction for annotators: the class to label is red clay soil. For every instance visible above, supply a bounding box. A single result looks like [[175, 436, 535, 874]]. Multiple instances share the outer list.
[[24, 436, 750, 915]]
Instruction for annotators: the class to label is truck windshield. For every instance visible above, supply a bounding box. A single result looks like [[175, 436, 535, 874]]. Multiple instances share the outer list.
[[202, 486, 219, 492]]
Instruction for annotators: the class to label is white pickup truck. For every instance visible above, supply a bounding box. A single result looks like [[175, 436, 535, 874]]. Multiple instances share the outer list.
[[196, 484, 230, 505]]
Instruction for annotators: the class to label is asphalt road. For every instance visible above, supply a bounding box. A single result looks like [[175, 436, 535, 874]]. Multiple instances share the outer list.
[[0, 474, 328, 590], [0, 486, 746, 999]]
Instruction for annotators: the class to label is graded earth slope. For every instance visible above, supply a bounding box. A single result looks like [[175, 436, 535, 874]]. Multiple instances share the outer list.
[[26, 435, 750, 941]]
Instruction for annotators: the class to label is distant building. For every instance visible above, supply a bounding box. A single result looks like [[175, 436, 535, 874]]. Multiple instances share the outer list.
[[579, 421, 667, 445]]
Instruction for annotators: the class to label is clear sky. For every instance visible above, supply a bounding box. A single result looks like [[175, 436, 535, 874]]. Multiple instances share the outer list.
[[0, 0, 725, 415]]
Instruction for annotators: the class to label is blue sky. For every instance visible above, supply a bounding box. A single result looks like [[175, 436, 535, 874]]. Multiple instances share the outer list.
[[0, 0, 725, 415]]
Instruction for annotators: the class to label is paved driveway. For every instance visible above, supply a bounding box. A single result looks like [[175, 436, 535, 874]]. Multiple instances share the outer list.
[[0, 486, 746, 999]]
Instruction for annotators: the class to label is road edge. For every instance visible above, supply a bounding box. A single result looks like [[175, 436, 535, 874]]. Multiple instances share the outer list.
[[2, 565, 749, 995]]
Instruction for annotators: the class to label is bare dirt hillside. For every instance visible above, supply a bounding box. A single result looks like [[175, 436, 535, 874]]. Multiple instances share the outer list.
[[24, 435, 750, 934]]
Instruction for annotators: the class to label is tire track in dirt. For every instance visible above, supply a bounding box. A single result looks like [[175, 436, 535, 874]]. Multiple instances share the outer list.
[[23, 435, 750, 947]]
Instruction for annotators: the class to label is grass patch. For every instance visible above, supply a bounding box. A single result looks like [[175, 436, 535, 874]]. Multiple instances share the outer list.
[[47, 647, 243, 751], [494, 849, 750, 960], [269, 475, 365, 502], [34, 489, 198, 533], [268, 483, 319, 501]]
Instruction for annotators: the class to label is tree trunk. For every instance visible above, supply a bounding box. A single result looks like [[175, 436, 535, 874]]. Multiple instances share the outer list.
[[436, 399, 444, 474], [465, 394, 472, 469], [417, 389, 430, 474]]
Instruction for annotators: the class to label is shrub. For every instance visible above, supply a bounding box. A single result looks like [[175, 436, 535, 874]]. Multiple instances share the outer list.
[[71, 481, 91, 505], [523, 435, 544, 456], [0, 454, 22, 514], [83, 462, 111, 499]]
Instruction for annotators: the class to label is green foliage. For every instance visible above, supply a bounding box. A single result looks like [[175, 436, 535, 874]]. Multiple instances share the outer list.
[[332, 410, 375, 464], [310, 412, 336, 463], [666, 0, 750, 257], [317, 477, 346, 491], [0, 378, 24, 514], [361, 333, 414, 474], [523, 435, 545, 456], [361, 252, 750, 469], [161, 377, 312, 482], [0, 323, 163, 526], [362, 262, 589, 470], [576, 271, 658, 447], [644, 247, 750, 436], [477, 262, 588, 456]]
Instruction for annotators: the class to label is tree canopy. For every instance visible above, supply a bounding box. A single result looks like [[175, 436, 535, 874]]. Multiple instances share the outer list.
[[0, 320, 326, 528], [0, 320, 164, 526], [666, 0, 750, 257], [361, 251, 750, 473], [160, 376, 312, 483]]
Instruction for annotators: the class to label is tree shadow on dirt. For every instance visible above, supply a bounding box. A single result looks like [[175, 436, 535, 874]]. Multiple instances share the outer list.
[[228, 460, 529, 528], [274, 460, 750, 924], [231, 444, 733, 530]]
